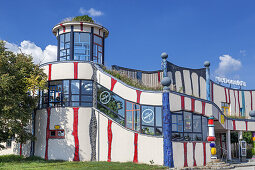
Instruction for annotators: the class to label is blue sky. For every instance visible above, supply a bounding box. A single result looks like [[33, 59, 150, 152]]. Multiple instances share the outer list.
[[1, 0, 255, 89]]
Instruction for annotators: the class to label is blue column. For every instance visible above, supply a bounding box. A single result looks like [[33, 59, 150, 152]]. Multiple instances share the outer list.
[[204, 61, 211, 101], [161, 52, 174, 168]]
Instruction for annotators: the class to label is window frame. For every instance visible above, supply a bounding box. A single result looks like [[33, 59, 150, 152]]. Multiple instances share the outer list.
[[172, 111, 207, 142], [39, 79, 93, 108], [74, 32, 91, 61], [59, 33, 71, 61]]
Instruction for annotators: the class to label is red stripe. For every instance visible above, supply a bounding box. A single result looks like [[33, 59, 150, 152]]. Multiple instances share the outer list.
[[107, 119, 113, 162], [251, 91, 253, 111], [220, 134, 223, 155], [60, 24, 65, 32], [208, 119, 213, 125], [136, 90, 142, 104], [246, 121, 248, 131], [238, 91, 240, 117], [72, 108, 80, 161], [20, 143, 22, 156], [234, 90, 236, 114], [181, 96, 185, 110], [48, 64, 52, 81], [203, 142, 206, 166], [157, 72, 161, 83], [191, 99, 195, 112], [74, 62, 78, 79], [224, 88, 228, 103], [133, 133, 138, 163], [211, 82, 214, 102], [45, 108, 51, 160], [183, 142, 188, 167], [202, 102, 205, 115], [228, 89, 231, 104], [110, 78, 117, 91], [80, 22, 83, 31], [233, 120, 236, 130], [193, 142, 197, 167]]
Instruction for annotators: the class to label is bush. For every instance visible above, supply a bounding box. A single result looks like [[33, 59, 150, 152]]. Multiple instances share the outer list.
[[0, 155, 24, 162], [72, 15, 94, 23], [247, 148, 253, 158], [101, 66, 162, 91]]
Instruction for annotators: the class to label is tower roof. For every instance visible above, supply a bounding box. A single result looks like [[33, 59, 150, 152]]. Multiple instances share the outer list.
[[52, 21, 109, 38]]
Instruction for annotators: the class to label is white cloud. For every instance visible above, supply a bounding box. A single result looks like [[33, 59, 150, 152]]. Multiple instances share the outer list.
[[215, 54, 242, 76], [4, 40, 57, 65], [61, 17, 73, 22], [79, 8, 103, 17]]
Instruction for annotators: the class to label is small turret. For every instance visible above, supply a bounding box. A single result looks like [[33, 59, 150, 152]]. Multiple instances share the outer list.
[[52, 18, 109, 65]]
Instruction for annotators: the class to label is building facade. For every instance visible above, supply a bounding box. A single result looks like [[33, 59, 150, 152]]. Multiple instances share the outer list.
[[2, 21, 255, 169]]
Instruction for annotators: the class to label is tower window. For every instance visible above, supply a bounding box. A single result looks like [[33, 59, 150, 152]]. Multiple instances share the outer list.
[[74, 32, 90, 61], [93, 35, 103, 64], [59, 33, 71, 61]]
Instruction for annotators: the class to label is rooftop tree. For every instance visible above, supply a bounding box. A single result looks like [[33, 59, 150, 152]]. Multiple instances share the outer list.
[[72, 15, 94, 23], [0, 41, 47, 148]]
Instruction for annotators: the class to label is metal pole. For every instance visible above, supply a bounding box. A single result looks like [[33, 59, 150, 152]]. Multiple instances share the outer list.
[[161, 52, 174, 168], [204, 61, 211, 101]]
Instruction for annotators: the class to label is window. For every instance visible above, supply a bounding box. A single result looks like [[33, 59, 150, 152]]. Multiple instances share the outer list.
[[96, 84, 162, 136], [71, 80, 80, 106], [63, 80, 70, 106], [59, 33, 71, 61], [81, 80, 93, 106], [74, 32, 90, 61], [49, 81, 62, 107], [39, 80, 93, 108], [221, 102, 230, 115], [141, 106, 162, 136], [97, 84, 125, 126], [172, 111, 207, 141], [126, 101, 140, 132], [93, 35, 103, 64], [49, 130, 65, 139]]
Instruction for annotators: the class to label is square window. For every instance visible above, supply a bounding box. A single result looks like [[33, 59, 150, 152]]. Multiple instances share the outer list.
[[141, 106, 154, 126], [50, 131, 56, 137], [72, 95, 79, 101], [71, 80, 80, 94], [72, 102, 79, 107], [81, 95, 92, 102], [58, 130, 65, 137]]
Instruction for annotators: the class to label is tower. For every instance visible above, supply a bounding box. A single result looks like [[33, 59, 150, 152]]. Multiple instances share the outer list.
[[52, 21, 109, 64]]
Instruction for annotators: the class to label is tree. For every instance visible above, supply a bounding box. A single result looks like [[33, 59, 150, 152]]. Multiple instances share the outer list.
[[0, 41, 47, 148], [72, 15, 94, 23]]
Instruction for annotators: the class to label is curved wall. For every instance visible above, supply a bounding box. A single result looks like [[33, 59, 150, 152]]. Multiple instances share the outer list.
[[211, 81, 255, 118]]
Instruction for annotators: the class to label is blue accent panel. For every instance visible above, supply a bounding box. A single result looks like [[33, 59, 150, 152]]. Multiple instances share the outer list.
[[163, 92, 174, 168], [206, 67, 210, 101], [242, 91, 245, 116]]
